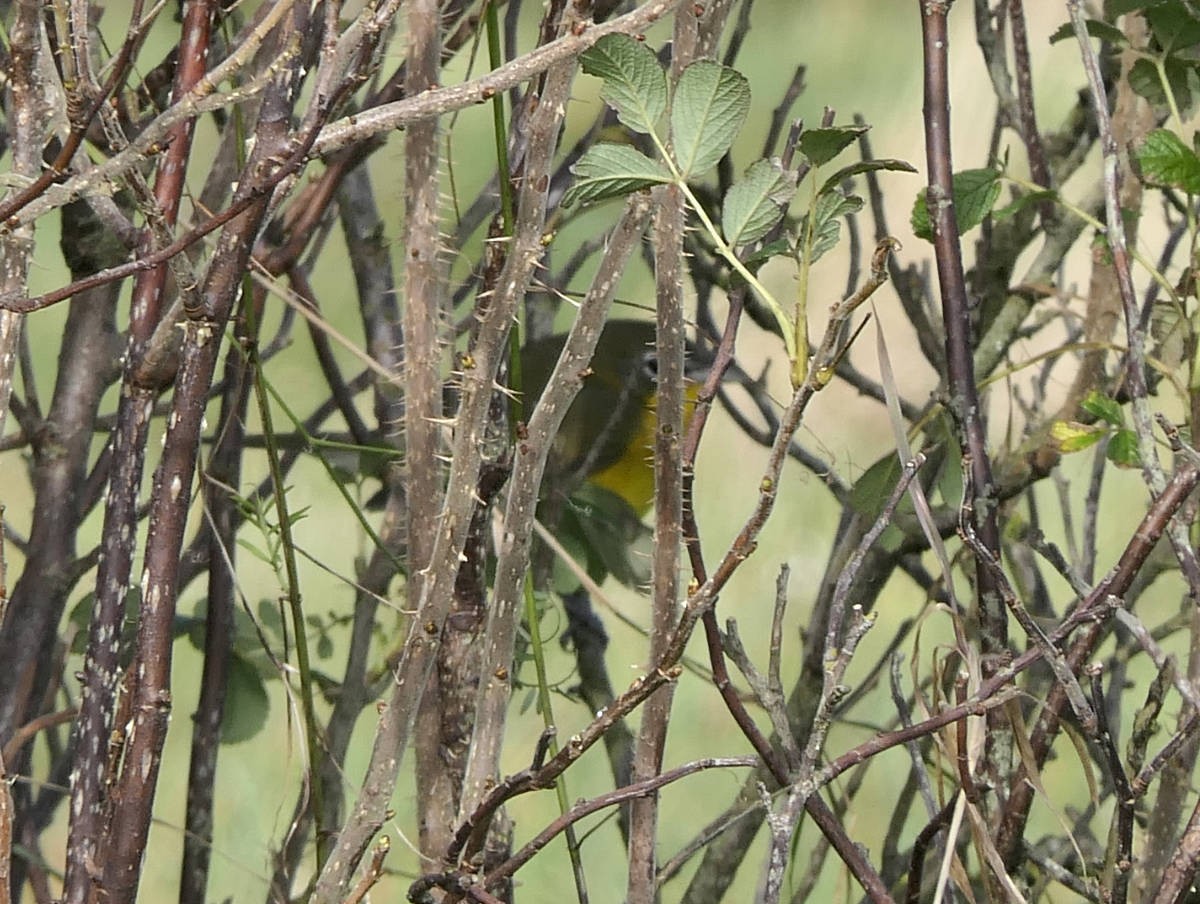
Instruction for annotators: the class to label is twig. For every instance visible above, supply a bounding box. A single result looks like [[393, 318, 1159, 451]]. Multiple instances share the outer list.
[[343, 836, 391, 904], [477, 757, 756, 893], [1088, 668, 1133, 904], [1008, 0, 1054, 223], [0, 749, 9, 904], [1113, 607, 1200, 713], [723, 587, 801, 769], [625, 16, 696, 872], [995, 461, 1200, 864], [827, 454, 924, 654], [919, 1, 1006, 756], [445, 664, 681, 869], [907, 797, 957, 904]]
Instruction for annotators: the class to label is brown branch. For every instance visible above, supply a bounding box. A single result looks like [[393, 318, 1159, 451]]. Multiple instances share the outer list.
[[178, 299, 255, 904], [919, 1, 1006, 741], [1150, 794, 1200, 904], [100, 15, 311, 896], [403, 0, 451, 862], [64, 3, 216, 900], [0, 748, 9, 904], [628, 184, 687, 904], [1008, 0, 1054, 223], [1089, 668, 1134, 904], [997, 462, 1200, 865], [906, 797, 957, 904], [0, 0, 44, 484], [311, 0, 688, 158], [445, 665, 680, 870], [1, 709, 79, 765]]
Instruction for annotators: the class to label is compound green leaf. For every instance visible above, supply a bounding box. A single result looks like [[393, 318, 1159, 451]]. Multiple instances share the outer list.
[[1048, 19, 1129, 47], [849, 452, 903, 521], [1081, 391, 1124, 428], [1108, 429, 1142, 468], [992, 189, 1058, 223], [1146, 0, 1200, 52], [799, 189, 863, 266], [1128, 57, 1194, 114]]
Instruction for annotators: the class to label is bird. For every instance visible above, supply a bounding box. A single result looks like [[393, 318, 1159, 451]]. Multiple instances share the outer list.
[[518, 318, 707, 587], [519, 318, 703, 516]]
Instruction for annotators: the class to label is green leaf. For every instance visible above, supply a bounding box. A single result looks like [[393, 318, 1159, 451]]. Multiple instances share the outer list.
[[722, 158, 796, 246], [799, 189, 863, 266], [1050, 420, 1107, 453], [518, 688, 537, 716], [1081, 391, 1125, 428], [1146, 1, 1200, 51], [911, 168, 1001, 241], [1128, 57, 1194, 114], [317, 633, 334, 659], [550, 526, 590, 596], [936, 438, 964, 509], [798, 126, 868, 168], [947, 168, 1002, 233], [176, 615, 207, 653], [69, 590, 141, 657], [1108, 0, 1152, 14], [1136, 128, 1200, 192], [817, 157, 918, 197], [1108, 429, 1142, 468], [563, 143, 671, 206], [1150, 297, 1189, 370], [579, 34, 668, 135], [849, 453, 903, 521], [671, 61, 751, 178], [221, 653, 270, 744], [1048, 19, 1129, 47], [237, 538, 274, 565], [321, 448, 365, 483], [257, 597, 285, 637]]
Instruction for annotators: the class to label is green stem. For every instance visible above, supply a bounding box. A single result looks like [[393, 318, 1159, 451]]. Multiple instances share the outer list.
[[243, 300, 327, 870], [483, 0, 526, 432], [678, 179, 795, 365], [260, 379, 405, 575], [522, 576, 589, 901], [485, 0, 514, 235], [644, 129, 795, 368], [793, 175, 819, 386]]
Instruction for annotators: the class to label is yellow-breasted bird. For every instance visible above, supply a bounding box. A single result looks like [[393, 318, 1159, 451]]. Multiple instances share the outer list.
[[520, 318, 706, 588]]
